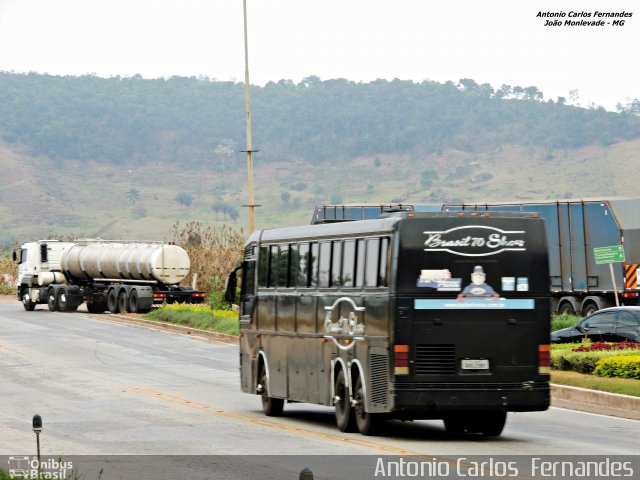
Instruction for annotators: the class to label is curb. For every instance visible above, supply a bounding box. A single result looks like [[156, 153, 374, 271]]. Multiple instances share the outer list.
[[98, 313, 238, 345], [551, 384, 640, 420]]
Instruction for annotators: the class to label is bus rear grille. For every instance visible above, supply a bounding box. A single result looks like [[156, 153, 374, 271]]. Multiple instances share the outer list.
[[369, 353, 389, 406], [415, 344, 456, 375]]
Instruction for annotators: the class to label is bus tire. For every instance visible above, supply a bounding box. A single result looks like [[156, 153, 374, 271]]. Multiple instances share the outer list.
[[334, 369, 356, 432], [259, 368, 284, 417], [480, 412, 507, 437], [353, 376, 380, 435], [444, 411, 506, 437]]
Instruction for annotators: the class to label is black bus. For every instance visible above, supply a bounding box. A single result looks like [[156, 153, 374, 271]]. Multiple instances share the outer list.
[[227, 211, 550, 436]]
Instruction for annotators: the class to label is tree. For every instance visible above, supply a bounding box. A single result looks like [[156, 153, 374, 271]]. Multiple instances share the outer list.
[[127, 187, 141, 205], [175, 192, 193, 208], [280, 190, 291, 205]]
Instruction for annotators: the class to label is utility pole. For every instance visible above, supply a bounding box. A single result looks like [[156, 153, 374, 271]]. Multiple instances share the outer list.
[[242, 0, 257, 233]]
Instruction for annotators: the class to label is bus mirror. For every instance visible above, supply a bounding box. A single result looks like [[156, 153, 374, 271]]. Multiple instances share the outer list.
[[224, 272, 237, 303], [12, 250, 17, 262], [224, 262, 242, 303]]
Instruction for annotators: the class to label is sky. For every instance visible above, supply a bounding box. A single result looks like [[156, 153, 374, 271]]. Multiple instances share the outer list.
[[0, 0, 638, 110]]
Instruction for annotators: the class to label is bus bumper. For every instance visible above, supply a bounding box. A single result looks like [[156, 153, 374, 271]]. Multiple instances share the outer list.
[[392, 382, 550, 415]]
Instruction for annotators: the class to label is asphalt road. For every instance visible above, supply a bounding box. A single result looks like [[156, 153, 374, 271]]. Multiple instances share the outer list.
[[1, 299, 640, 477]]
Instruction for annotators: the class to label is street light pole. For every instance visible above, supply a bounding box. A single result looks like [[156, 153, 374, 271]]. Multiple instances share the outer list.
[[243, 0, 256, 233]]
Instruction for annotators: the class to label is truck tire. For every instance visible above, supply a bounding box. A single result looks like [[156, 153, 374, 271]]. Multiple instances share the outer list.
[[118, 291, 128, 313], [128, 289, 140, 313], [57, 288, 77, 312], [21, 289, 36, 311], [558, 302, 575, 316], [107, 289, 119, 313], [582, 303, 598, 316], [47, 289, 58, 312]]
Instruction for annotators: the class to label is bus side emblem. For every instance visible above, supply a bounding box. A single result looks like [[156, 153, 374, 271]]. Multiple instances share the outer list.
[[324, 297, 365, 335]]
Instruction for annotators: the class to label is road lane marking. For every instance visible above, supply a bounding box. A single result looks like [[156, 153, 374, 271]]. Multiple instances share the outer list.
[[0, 344, 23, 355], [126, 385, 421, 455]]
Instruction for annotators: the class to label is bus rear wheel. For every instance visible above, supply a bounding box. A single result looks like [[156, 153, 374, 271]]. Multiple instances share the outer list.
[[259, 369, 283, 417], [334, 369, 356, 432], [444, 411, 506, 437], [353, 376, 380, 435]]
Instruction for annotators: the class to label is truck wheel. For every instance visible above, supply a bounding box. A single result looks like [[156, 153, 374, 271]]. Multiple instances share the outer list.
[[128, 290, 140, 313], [582, 303, 598, 316], [558, 303, 575, 316], [57, 288, 77, 312], [21, 289, 36, 311], [47, 289, 58, 312], [107, 290, 119, 313], [118, 291, 129, 313]]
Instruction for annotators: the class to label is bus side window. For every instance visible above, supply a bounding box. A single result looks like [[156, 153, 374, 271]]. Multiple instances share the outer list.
[[268, 245, 278, 288], [241, 260, 256, 318], [277, 244, 290, 288], [365, 238, 380, 287], [355, 239, 366, 288], [289, 244, 300, 287], [342, 240, 355, 288], [331, 240, 342, 287], [379, 237, 390, 287], [298, 243, 310, 287], [258, 246, 269, 288], [309, 243, 319, 287], [319, 242, 331, 288]]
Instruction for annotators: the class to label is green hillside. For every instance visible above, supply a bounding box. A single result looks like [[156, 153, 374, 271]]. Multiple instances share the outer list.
[[0, 72, 639, 247]]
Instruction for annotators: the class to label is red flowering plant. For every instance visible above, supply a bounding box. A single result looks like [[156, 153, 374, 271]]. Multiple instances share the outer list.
[[572, 341, 640, 352]]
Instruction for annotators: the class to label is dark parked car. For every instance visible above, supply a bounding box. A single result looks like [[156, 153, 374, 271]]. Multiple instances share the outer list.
[[551, 306, 640, 343]]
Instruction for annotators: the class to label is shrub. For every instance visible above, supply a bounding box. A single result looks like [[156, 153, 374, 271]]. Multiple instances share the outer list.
[[172, 221, 244, 295], [551, 348, 640, 374], [572, 341, 640, 352], [551, 314, 581, 332], [594, 355, 640, 379]]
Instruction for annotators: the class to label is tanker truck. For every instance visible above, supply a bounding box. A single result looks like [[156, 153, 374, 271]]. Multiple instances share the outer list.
[[14, 239, 206, 313]]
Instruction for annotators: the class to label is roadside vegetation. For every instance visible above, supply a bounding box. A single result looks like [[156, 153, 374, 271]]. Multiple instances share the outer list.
[[145, 303, 239, 336], [0, 254, 14, 295], [550, 338, 640, 396]]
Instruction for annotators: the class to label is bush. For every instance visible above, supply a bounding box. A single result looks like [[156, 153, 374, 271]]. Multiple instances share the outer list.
[[594, 355, 640, 379], [551, 348, 640, 374], [572, 341, 640, 352], [145, 303, 239, 335], [551, 314, 581, 332], [172, 221, 244, 294]]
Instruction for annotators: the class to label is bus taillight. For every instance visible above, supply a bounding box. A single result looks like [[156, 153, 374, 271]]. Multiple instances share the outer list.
[[538, 344, 551, 374], [394, 344, 410, 375]]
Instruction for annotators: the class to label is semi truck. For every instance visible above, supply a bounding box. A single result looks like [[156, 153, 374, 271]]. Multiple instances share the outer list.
[[14, 239, 206, 313], [311, 199, 640, 316]]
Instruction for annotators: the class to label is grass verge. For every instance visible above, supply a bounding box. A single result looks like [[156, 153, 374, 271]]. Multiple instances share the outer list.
[[144, 304, 239, 336], [551, 370, 640, 397]]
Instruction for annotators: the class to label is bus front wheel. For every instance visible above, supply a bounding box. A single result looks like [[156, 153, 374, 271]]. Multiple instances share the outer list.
[[259, 368, 284, 417], [334, 370, 356, 432]]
